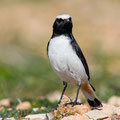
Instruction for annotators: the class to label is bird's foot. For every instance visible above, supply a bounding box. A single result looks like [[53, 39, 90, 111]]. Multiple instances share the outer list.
[[64, 101, 81, 107]]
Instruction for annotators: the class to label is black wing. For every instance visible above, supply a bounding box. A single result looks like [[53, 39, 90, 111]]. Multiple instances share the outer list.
[[70, 35, 90, 80], [47, 41, 50, 55]]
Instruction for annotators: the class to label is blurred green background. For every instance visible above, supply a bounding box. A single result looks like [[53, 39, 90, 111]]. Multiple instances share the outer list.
[[0, 0, 120, 101]]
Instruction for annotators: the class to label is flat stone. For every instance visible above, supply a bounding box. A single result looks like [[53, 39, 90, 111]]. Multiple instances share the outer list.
[[25, 113, 53, 120], [4, 118, 15, 120], [0, 98, 10, 107], [84, 110, 109, 120], [46, 91, 61, 102], [101, 103, 120, 115], [61, 113, 90, 120], [16, 101, 31, 110]]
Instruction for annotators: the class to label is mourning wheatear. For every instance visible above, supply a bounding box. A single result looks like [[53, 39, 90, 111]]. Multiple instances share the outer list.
[[47, 14, 102, 107]]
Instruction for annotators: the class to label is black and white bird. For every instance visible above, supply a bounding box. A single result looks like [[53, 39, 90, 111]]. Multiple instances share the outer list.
[[47, 14, 102, 107]]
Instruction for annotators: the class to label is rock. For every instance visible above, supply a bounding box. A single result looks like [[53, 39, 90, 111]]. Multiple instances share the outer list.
[[0, 106, 3, 110], [46, 91, 61, 102], [25, 113, 53, 120], [51, 95, 90, 119], [61, 113, 90, 120], [25, 96, 120, 120], [0, 98, 10, 107], [8, 108, 12, 111], [51, 95, 120, 120], [108, 96, 120, 106], [40, 106, 46, 110], [16, 101, 31, 110], [4, 118, 15, 120], [33, 108, 39, 112], [25, 114, 45, 119], [57, 95, 90, 115], [61, 95, 71, 104], [101, 103, 120, 115], [84, 110, 109, 120], [72, 104, 90, 115], [83, 103, 120, 120]]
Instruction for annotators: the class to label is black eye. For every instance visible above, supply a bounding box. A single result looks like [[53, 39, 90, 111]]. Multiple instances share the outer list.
[[57, 18, 63, 23]]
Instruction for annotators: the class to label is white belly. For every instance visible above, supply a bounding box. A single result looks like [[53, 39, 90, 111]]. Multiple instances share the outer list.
[[48, 35, 88, 85]]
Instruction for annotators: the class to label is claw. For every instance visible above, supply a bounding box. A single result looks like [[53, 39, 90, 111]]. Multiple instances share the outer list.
[[72, 101, 77, 107], [64, 101, 82, 107]]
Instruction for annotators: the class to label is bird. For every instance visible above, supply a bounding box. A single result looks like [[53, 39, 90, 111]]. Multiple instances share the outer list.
[[47, 14, 102, 108]]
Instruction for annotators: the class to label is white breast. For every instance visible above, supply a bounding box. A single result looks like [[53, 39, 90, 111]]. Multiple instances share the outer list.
[[48, 35, 88, 85]]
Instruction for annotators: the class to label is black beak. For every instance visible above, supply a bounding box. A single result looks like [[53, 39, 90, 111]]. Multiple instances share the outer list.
[[66, 19, 70, 22]]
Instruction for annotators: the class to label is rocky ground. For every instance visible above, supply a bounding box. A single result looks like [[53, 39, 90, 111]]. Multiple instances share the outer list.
[[50, 95, 120, 120], [0, 95, 120, 120]]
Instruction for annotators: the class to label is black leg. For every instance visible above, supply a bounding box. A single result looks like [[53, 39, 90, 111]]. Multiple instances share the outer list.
[[57, 81, 67, 106], [72, 84, 81, 107]]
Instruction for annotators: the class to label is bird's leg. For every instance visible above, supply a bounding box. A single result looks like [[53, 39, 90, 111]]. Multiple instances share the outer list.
[[72, 84, 81, 107], [64, 84, 81, 107], [57, 81, 67, 107]]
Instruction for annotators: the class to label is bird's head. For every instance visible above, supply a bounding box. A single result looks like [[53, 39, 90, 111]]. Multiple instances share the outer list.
[[53, 14, 73, 36]]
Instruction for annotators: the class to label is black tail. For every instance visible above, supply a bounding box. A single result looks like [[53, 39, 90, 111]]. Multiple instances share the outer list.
[[87, 98, 103, 107], [81, 83, 102, 107]]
